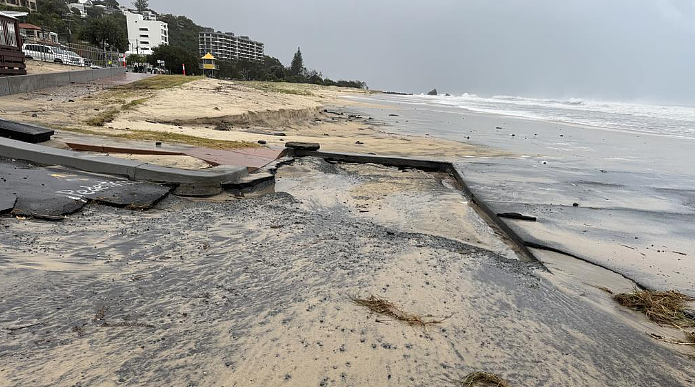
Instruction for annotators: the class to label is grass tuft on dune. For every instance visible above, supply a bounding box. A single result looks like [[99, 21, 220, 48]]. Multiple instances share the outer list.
[[122, 75, 202, 90]]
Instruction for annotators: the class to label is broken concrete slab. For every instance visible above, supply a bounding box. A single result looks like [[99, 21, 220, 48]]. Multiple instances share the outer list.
[[0, 158, 170, 219], [0, 191, 17, 214], [0, 118, 54, 143], [285, 142, 320, 151], [223, 172, 275, 197], [0, 137, 248, 192]]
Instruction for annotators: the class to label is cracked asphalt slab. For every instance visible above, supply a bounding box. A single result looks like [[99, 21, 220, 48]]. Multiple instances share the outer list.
[[455, 158, 695, 295], [0, 159, 693, 387], [0, 158, 171, 218]]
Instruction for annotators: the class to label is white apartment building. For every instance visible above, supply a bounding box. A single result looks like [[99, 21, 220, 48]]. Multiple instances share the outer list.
[[124, 9, 168, 56], [199, 28, 264, 62], [67, 0, 92, 18]]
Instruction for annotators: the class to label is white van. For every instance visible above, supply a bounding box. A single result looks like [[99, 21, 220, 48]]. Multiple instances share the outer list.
[[22, 43, 61, 63], [22, 44, 87, 66]]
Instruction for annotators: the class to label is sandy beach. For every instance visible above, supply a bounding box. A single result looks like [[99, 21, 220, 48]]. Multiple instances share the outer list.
[[1, 76, 694, 386]]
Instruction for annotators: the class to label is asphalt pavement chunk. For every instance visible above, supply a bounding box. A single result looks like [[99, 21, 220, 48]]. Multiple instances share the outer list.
[[0, 158, 171, 219]]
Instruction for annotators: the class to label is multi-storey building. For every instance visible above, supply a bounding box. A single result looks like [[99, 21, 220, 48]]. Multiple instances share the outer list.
[[124, 9, 168, 56], [0, 0, 36, 12], [198, 28, 264, 62]]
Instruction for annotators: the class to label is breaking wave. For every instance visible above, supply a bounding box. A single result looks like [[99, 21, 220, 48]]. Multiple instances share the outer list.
[[387, 92, 695, 139]]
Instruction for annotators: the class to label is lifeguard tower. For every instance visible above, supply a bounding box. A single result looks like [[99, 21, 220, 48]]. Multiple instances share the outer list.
[[200, 53, 217, 77]]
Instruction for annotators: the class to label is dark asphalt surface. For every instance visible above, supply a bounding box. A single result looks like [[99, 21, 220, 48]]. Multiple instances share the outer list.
[[0, 158, 171, 219], [455, 158, 695, 294]]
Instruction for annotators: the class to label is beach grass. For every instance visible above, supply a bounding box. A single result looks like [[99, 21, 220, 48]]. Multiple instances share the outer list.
[[244, 81, 315, 96], [351, 295, 448, 328], [122, 75, 201, 90], [122, 97, 149, 110], [84, 98, 149, 126], [58, 126, 259, 150], [85, 109, 121, 126], [457, 372, 513, 387]]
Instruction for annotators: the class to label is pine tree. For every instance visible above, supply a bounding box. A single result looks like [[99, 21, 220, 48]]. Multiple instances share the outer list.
[[133, 0, 149, 12], [289, 47, 304, 77]]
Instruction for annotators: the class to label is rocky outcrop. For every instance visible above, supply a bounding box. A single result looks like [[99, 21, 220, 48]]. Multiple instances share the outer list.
[[426, 88, 438, 96]]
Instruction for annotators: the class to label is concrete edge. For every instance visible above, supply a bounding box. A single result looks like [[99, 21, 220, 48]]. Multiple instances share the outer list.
[[287, 149, 541, 265], [0, 137, 248, 191], [0, 67, 126, 97], [289, 149, 452, 171], [448, 164, 539, 264]]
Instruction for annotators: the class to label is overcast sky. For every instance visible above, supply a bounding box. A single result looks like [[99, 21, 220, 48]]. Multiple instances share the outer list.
[[147, 0, 695, 104]]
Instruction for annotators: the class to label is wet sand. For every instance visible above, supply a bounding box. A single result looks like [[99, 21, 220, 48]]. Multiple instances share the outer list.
[[344, 94, 695, 295], [1, 159, 693, 387]]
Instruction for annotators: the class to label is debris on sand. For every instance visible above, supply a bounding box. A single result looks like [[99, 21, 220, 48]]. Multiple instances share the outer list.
[[647, 332, 695, 346], [589, 284, 614, 295], [457, 371, 513, 387], [615, 290, 695, 354], [497, 212, 537, 222], [613, 289, 695, 327], [351, 295, 448, 328]]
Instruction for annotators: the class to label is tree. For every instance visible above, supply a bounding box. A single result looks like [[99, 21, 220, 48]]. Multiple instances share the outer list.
[[126, 54, 147, 65], [148, 45, 198, 75], [269, 65, 285, 81], [80, 14, 128, 51], [133, 0, 148, 12], [103, 0, 121, 8], [289, 47, 304, 77], [158, 14, 203, 57]]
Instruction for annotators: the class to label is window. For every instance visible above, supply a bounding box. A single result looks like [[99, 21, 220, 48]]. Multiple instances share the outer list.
[[140, 34, 149, 38], [0, 21, 6, 47], [139, 27, 148, 31]]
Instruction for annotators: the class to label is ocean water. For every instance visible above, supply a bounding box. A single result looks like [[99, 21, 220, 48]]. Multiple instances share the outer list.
[[377, 93, 695, 139]]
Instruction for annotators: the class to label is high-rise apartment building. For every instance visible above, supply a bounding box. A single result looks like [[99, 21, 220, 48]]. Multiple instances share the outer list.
[[199, 28, 264, 62]]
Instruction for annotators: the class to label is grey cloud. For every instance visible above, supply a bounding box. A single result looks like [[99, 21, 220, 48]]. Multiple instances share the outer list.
[[148, 0, 695, 104]]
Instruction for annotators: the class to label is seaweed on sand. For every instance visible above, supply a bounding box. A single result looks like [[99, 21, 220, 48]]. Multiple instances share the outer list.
[[351, 295, 448, 328], [613, 289, 694, 326], [457, 371, 513, 387]]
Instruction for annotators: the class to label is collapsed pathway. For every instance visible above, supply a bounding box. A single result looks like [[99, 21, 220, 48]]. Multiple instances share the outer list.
[[0, 158, 170, 219]]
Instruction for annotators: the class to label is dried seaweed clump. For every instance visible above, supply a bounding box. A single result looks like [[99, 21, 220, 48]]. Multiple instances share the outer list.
[[458, 372, 513, 387], [351, 295, 447, 328], [613, 290, 694, 326]]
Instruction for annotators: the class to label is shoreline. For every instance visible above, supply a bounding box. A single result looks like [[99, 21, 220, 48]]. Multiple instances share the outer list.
[[345, 93, 695, 142]]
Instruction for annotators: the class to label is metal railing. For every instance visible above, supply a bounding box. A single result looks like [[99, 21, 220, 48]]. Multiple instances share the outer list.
[[22, 39, 123, 68], [62, 42, 122, 68]]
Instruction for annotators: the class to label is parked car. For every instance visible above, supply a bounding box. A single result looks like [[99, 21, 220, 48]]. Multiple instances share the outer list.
[[54, 47, 87, 67]]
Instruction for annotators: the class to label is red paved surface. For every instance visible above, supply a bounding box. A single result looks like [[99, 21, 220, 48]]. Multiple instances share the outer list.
[[65, 141, 284, 170], [185, 147, 284, 170]]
